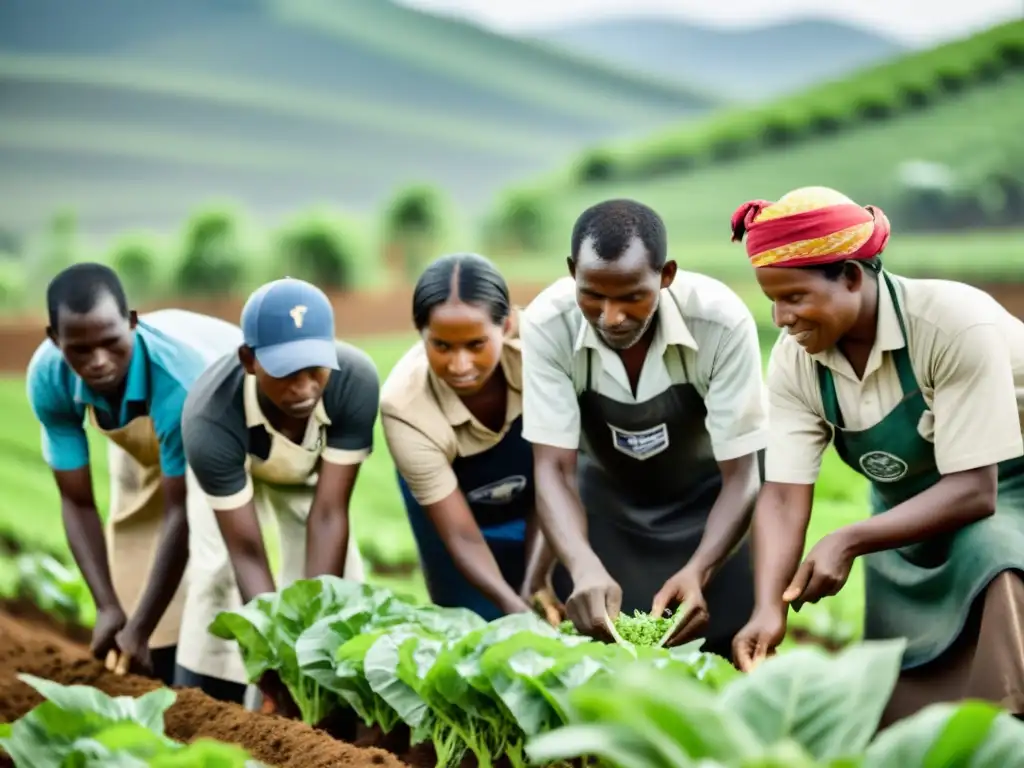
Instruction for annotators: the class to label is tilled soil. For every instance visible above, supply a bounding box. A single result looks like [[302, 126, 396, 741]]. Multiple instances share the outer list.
[[0, 607, 410, 768]]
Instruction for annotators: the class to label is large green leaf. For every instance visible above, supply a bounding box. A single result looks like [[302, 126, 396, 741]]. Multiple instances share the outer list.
[[0, 676, 178, 766], [864, 701, 1024, 767], [720, 638, 907, 759]]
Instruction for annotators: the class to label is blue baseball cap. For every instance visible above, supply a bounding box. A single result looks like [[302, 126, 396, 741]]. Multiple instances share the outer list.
[[240, 278, 339, 378]]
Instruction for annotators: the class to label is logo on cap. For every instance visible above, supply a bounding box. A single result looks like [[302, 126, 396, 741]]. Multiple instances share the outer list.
[[290, 305, 308, 329]]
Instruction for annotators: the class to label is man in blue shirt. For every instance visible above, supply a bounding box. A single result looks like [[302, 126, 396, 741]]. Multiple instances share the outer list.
[[26, 262, 242, 685]]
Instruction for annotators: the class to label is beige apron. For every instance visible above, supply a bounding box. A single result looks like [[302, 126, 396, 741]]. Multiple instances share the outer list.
[[92, 408, 187, 650], [177, 376, 365, 685]]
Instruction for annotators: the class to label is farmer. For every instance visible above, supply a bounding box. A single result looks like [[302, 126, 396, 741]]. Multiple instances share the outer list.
[[519, 199, 767, 655], [381, 253, 566, 623], [180, 277, 377, 706], [26, 262, 243, 686], [729, 185, 1024, 726]]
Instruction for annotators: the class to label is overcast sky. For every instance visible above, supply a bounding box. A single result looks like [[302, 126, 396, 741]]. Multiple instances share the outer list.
[[398, 0, 1022, 46]]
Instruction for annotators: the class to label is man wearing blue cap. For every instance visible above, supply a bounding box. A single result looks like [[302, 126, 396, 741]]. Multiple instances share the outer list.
[[179, 277, 379, 706]]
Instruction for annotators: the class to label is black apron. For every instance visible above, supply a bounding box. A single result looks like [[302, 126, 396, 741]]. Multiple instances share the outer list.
[[576, 341, 756, 653], [399, 415, 572, 620]]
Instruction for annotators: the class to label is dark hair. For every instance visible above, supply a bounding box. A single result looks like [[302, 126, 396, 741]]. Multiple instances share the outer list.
[[46, 262, 129, 329], [570, 198, 667, 268], [803, 256, 883, 281], [412, 253, 510, 331]]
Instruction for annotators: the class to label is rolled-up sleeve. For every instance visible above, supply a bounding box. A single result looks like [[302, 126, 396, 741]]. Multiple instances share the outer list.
[[520, 312, 580, 450], [703, 315, 769, 461], [764, 346, 831, 485], [932, 323, 1024, 474], [382, 414, 458, 506]]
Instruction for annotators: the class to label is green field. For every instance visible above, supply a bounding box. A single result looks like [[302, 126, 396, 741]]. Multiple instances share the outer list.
[[556, 21, 1024, 183], [0, 328, 871, 643], [0, 0, 717, 236]]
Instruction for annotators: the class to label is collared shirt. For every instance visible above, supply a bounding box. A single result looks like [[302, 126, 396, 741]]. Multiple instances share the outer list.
[[26, 309, 241, 477], [380, 321, 524, 507], [519, 273, 768, 462], [766, 273, 1024, 484], [181, 340, 380, 511]]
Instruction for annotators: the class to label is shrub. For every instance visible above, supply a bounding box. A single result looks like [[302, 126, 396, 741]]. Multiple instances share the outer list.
[[488, 188, 552, 254], [576, 149, 616, 184], [107, 232, 161, 301], [0, 255, 26, 311], [273, 211, 364, 291], [382, 184, 450, 279], [175, 205, 247, 296]]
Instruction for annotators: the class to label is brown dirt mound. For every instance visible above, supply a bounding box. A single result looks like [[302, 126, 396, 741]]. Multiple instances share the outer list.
[[0, 609, 409, 768]]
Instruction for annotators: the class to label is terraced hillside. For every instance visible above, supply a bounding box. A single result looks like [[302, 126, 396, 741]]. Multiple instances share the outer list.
[[495, 20, 1024, 271], [0, 0, 717, 238]]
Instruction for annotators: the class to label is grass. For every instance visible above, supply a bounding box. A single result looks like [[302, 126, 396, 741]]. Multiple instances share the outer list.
[[0, 326, 871, 639]]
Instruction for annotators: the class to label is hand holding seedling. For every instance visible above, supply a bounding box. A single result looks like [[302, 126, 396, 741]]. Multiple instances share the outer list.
[[783, 530, 856, 610], [90, 605, 127, 661], [565, 562, 622, 641], [106, 624, 154, 677], [651, 566, 709, 647], [732, 604, 787, 672]]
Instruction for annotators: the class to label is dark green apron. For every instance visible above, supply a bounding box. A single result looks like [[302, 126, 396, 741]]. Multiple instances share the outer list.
[[818, 272, 1024, 670]]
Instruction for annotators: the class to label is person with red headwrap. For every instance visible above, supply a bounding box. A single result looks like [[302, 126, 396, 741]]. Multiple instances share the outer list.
[[729, 186, 1024, 727]]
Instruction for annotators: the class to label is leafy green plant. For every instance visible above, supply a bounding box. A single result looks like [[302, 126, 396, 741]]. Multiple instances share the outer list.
[[15, 551, 95, 627], [272, 210, 365, 290], [525, 638, 1024, 767], [0, 674, 258, 767]]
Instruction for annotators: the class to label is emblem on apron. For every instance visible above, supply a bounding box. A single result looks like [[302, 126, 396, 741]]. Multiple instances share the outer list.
[[859, 450, 909, 482], [466, 475, 528, 504], [609, 422, 670, 461]]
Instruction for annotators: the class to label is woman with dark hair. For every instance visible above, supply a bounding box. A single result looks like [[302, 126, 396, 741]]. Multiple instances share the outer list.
[[381, 253, 564, 621], [729, 186, 1024, 726]]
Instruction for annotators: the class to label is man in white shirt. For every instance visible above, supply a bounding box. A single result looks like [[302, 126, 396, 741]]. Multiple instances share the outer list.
[[520, 199, 768, 656]]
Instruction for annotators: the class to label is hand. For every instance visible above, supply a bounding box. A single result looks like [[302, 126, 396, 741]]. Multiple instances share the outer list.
[[651, 566, 709, 647], [258, 670, 299, 719], [565, 564, 622, 641], [784, 531, 856, 610], [732, 605, 787, 672], [90, 606, 127, 661], [524, 585, 565, 627], [110, 622, 155, 677]]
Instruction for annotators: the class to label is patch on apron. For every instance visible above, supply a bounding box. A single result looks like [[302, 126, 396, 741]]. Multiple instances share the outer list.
[[609, 423, 670, 461], [466, 475, 528, 504], [859, 450, 909, 482]]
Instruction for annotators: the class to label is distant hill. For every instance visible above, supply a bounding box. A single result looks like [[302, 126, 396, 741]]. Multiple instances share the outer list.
[[530, 17, 907, 101], [0, 0, 719, 239], [495, 21, 1024, 252]]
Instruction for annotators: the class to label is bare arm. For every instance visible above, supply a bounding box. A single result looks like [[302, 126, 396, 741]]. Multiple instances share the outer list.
[[687, 452, 760, 582], [54, 467, 122, 613], [304, 461, 361, 579], [521, 509, 557, 597], [425, 490, 530, 614], [123, 475, 190, 638], [843, 465, 997, 558], [215, 499, 275, 604], [751, 481, 815, 610], [532, 444, 604, 581]]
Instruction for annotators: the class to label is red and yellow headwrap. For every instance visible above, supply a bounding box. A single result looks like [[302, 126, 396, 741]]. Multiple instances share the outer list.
[[730, 186, 891, 268]]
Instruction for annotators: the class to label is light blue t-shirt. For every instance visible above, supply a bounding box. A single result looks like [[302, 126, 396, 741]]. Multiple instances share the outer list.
[[26, 309, 243, 478]]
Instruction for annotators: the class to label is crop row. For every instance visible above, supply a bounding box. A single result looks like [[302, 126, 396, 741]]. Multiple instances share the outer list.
[[209, 575, 1024, 768], [570, 21, 1024, 185], [0, 674, 260, 767]]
